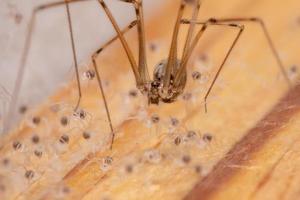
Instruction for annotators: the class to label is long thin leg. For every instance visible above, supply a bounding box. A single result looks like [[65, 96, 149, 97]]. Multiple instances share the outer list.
[[135, 0, 150, 86], [174, 21, 209, 86], [4, 0, 90, 132], [116, 0, 150, 87], [97, 0, 145, 89], [174, 19, 244, 84], [182, 0, 202, 61], [175, 19, 244, 112], [162, 0, 187, 93], [91, 20, 138, 149], [92, 59, 115, 150], [202, 22, 244, 113], [205, 17, 291, 87], [94, 20, 138, 54], [180, 18, 291, 112], [65, 1, 81, 111]]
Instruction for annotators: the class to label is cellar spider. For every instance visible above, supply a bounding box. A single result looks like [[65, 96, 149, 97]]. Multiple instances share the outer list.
[[6, 0, 291, 149]]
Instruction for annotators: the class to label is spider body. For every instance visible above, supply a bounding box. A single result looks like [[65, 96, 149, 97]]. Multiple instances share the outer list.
[[148, 59, 187, 104]]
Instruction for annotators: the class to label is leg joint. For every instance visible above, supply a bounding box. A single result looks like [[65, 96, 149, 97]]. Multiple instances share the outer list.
[[129, 20, 138, 28]]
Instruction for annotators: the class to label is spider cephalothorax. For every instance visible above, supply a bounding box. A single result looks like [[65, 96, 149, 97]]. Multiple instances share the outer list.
[[148, 59, 187, 104]]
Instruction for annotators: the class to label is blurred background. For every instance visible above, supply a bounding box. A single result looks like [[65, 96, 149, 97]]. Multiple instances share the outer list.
[[0, 0, 164, 133]]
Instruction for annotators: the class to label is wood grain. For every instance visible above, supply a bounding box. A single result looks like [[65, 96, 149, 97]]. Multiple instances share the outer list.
[[185, 83, 300, 200], [0, 0, 299, 200]]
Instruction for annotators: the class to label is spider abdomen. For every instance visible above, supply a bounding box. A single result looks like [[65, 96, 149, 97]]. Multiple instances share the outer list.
[[148, 59, 187, 104]]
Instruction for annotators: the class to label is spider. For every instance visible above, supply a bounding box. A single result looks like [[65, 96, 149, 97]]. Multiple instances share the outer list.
[[6, 0, 291, 149]]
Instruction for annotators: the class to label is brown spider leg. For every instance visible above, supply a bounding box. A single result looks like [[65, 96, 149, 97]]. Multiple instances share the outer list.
[[175, 19, 244, 113], [4, 0, 91, 132], [92, 20, 138, 150], [203, 17, 291, 87], [65, 1, 81, 111], [180, 17, 292, 113], [134, 0, 150, 86], [182, 0, 202, 60], [97, 0, 145, 90], [162, 0, 187, 93], [117, 0, 150, 88]]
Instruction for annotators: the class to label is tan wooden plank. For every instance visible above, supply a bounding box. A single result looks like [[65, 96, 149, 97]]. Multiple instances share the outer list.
[[0, 0, 299, 200]]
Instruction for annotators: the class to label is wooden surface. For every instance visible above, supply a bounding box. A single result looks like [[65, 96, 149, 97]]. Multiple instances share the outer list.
[[0, 0, 300, 200]]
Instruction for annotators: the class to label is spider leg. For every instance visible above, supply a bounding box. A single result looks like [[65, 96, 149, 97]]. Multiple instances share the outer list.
[[134, 0, 150, 86], [65, 1, 81, 111], [91, 20, 138, 150], [115, 0, 150, 87], [182, 0, 202, 61], [179, 17, 291, 113], [162, 0, 187, 92], [176, 19, 244, 113], [162, 0, 202, 96], [202, 17, 291, 87], [4, 0, 91, 132], [97, 0, 149, 91]]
